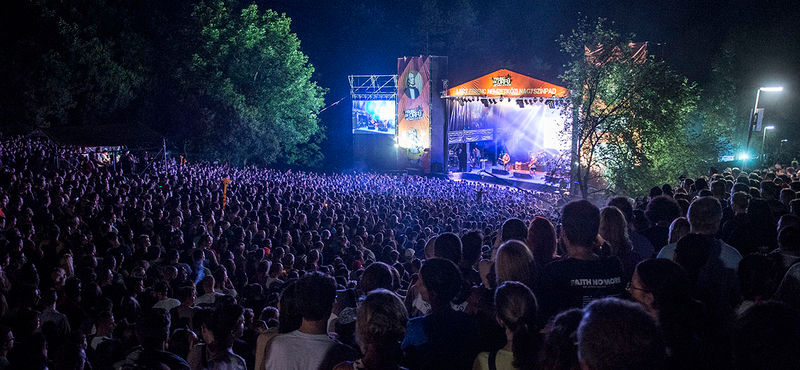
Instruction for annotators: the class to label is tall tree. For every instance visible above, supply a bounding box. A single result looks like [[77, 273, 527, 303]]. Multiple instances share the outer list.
[[560, 19, 699, 198]]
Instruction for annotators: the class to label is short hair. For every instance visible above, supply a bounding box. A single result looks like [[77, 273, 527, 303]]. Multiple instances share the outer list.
[[433, 232, 462, 264], [644, 196, 681, 225], [731, 192, 751, 211], [205, 304, 245, 347], [577, 298, 665, 370], [356, 289, 408, 346], [734, 302, 800, 370], [461, 231, 483, 264], [501, 218, 528, 243], [561, 200, 600, 248], [359, 262, 394, 294], [687, 197, 722, 235], [295, 272, 336, 321], [136, 309, 171, 349], [176, 286, 195, 302], [761, 181, 778, 198], [779, 226, 800, 252], [420, 258, 461, 308]]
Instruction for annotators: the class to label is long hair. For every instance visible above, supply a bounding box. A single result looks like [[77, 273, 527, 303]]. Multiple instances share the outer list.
[[495, 281, 539, 370], [495, 240, 536, 288], [599, 206, 631, 256], [527, 216, 558, 267]]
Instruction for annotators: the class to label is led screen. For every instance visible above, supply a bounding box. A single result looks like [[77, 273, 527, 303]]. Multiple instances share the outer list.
[[352, 100, 396, 135]]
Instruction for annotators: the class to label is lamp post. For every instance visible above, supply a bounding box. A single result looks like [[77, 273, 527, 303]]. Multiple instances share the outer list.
[[761, 125, 774, 166], [746, 86, 783, 151]]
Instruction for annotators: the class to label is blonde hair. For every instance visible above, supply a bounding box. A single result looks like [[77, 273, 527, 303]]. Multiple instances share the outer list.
[[599, 206, 631, 255], [668, 217, 691, 244], [495, 240, 536, 288], [356, 289, 408, 347]]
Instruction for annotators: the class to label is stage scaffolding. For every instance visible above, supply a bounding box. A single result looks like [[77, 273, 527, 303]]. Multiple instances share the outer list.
[[348, 75, 397, 100]]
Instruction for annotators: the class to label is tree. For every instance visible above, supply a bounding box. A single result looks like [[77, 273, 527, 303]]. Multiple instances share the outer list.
[[560, 19, 699, 198], [181, 0, 325, 166]]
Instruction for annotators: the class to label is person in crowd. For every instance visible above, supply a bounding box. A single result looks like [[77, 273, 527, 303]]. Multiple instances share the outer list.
[[606, 197, 655, 259], [537, 200, 625, 324], [598, 206, 641, 280], [263, 272, 358, 370], [113, 309, 190, 370], [187, 303, 247, 370], [494, 240, 536, 289], [334, 289, 408, 370], [576, 298, 665, 370], [525, 216, 559, 268], [639, 195, 681, 252], [733, 302, 800, 370], [403, 258, 478, 370], [667, 217, 690, 245], [472, 281, 538, 370], [537, 309, 582, 370], [0, 325, 11, 370], [630, 259, 725, 370]]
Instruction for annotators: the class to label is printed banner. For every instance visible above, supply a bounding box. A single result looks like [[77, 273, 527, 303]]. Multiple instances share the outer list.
[[397, 56, 431, 149], [446, 69, 569, 98]]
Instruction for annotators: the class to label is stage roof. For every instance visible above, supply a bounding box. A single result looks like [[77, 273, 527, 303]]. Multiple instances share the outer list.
[[446, 69, 569, 98]]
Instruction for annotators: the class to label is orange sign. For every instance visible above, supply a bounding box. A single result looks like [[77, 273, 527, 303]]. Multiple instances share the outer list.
[[447, 69, 569, 98], [397, 56, 431, 149]]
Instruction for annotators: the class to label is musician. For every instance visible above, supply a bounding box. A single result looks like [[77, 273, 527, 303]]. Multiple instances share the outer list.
[[500, 152, 510, 171]]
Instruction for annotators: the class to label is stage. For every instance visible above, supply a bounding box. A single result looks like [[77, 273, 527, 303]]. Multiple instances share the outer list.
[[449, 165, 566, 193]]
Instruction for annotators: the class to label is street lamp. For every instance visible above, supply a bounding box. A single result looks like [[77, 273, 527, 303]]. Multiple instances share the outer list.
[[746, 86, 783, 151], [761, 125, 774, 165]]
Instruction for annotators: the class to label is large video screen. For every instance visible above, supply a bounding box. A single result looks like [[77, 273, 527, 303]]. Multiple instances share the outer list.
[[352, 100, 396, 135]]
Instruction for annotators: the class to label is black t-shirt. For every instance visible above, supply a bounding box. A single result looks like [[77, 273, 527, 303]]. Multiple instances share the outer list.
[[536, 256, 625, 323]]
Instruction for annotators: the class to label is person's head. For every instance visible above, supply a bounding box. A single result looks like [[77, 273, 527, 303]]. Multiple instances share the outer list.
[[561, 200, 600, 249], [95, 311, 115, 336], [419, 258, 461, 309], [577, 298, 665, 370], [526, 216, 557, 266], [673, 233, 711, 284], [460, 231, 483, 266], [730, 191, 751, 214], [644, 195, 681, 227], [501, 218, 528, 243], [277, 281, 302, 333], [355, 289, 408, 354], [598, 206, 629, 255], [136, 309, 171, 350], [202, 304, 245, 348], [607, 196, 634, 226], [0, 324, 12, 354], [760, 181, 779, 200], [734, 302, 800, 370], [177, 286, 196, 306], [54, 344, 86, 370], [631, 259, 691, 317], [667, 217, 690, 245], [687, 197, 722, 235], [295, 272, 337, 322], [777, 214, 800, 233], [433, 232, 462, 264], [737, 254, 776, 302], [495, 281, 538, 369], [778, 225, 800, 252], [495, 240, 536, 288], [359, 262, 394, 295], [538, 308, 583, 370]]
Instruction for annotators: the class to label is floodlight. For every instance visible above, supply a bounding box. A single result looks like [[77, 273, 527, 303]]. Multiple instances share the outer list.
[[765, 125, 775, 130], [759, 86, 783, 92]]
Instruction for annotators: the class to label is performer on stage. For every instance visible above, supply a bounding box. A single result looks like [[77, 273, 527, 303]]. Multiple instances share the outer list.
[[499, 152, 510, 171]]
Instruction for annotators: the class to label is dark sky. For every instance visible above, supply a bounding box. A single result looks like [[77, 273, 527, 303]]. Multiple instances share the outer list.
[[258, 0, 800, 166]]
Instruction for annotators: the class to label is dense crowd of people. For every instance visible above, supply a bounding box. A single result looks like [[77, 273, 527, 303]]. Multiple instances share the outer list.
[[0, 135, 799, 370]]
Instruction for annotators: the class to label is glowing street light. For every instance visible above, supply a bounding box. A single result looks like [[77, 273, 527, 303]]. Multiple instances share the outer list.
[[746, 86, 783, 150]]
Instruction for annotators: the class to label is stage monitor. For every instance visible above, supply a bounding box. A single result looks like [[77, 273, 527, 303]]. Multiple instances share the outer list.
[[352, 100, 396, 135]]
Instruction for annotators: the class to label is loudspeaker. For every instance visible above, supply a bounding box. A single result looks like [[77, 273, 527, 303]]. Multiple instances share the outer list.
[[513, 172, 532, 179], [492, 169, 510, 176]]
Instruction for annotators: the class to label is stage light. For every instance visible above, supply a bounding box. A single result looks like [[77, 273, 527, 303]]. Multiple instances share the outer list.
[[738, 152, 750, 160], [760, 86, 783, 92], [516, 99, 524, 108], [394, 143, 400, 148], [481, 99, 489, 107]]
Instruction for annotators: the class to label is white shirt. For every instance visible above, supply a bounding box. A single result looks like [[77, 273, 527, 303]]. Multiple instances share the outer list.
[[657, 238, 742, 271], [264, 330, 353, 370]]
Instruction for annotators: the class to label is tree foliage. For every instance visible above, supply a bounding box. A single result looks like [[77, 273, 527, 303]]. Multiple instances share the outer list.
[[560, 19, 700, 198], [0, 0, 325, 166]]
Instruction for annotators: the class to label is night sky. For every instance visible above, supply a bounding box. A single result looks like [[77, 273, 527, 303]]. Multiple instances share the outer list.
[[256, 0, 800, 167]]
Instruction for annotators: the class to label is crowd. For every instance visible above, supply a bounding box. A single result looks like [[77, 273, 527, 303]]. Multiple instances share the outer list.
[[0, 135, 799, 370]]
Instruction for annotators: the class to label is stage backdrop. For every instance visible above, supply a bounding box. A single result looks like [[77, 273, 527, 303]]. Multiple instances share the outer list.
[[447, 69, 569, 98], [397, 56, 431, 149]]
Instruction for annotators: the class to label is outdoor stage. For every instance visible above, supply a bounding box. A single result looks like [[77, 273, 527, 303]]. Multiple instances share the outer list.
[[450, 165, 566, 193]]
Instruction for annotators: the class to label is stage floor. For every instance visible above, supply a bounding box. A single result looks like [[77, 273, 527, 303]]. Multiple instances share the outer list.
[[449, 166, 564, 193]]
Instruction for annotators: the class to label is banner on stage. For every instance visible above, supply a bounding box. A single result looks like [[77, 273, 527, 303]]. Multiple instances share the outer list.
[[397, 56, 431, 149]]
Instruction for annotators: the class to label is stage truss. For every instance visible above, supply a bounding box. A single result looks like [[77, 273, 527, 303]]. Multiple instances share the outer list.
[[349, 75, 398, 100]]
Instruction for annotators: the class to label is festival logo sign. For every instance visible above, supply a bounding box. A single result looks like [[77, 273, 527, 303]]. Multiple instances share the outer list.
[[447, 69, 569, 98], [397, 56, 431, 149]]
